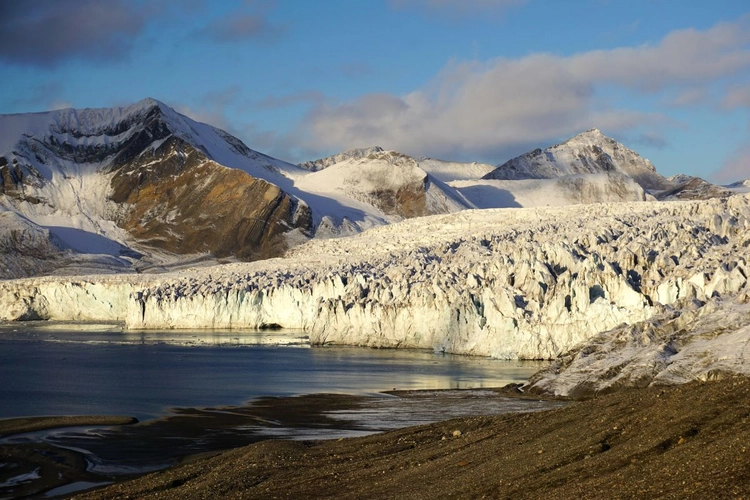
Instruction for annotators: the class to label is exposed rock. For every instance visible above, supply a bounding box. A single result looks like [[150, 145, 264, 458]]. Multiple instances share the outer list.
[[0, 212, 69, 278], [0, 99, 313, 275], [657, 175, 733, 201], [484, 129, 671, 190], [299, 146, 385, 171], [296, 149, 469, 219], [526, 292, 750, 397], [450, 172, 647, 209]]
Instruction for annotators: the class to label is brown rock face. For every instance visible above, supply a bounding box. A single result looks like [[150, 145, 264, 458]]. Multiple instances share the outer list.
[[368, 182, 428, 218], [110, 137, 311, 261]]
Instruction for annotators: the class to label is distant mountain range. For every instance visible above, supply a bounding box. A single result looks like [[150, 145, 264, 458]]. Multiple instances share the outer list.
[[0, 99, 744, 278]]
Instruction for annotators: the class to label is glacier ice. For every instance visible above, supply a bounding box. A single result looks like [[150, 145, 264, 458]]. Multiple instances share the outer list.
[[2, 195, 749, 363]]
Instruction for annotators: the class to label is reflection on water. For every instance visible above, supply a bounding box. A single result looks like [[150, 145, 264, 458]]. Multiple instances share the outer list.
[[0, 324, 547, 421]]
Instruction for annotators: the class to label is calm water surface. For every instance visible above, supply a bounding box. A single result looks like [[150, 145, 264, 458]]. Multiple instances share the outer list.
[[0, 323, 547, 421]]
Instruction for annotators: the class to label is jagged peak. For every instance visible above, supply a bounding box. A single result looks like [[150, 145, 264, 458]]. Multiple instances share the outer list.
[[560, 128, 610, 146], [299, 146, 389, 171]]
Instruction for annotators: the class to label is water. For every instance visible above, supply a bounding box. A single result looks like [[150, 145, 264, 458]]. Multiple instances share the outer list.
[[0, 323, 546, 421]]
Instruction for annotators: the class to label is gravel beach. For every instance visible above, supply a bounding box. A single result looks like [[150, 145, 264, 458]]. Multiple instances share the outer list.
[[76, 377, 750, 500]]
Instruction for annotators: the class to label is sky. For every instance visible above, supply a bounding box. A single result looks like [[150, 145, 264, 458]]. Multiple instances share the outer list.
[[0, 0, 748, 182]]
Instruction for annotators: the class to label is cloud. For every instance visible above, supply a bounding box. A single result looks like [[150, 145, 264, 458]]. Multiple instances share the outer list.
[[302, 16, 750, 162], [632, 132, 669, 150], [198, 1, 284, 43], [722, 85, 750, 109], [713, 141, 750, 183], [669, 88, 710, 107], [390, 0, 526, 16], [174, 86, 248, 134], [0, 0, 148, 67]]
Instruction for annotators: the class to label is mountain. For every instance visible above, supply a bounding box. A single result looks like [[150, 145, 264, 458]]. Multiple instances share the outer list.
[[483, 129, 671, 190], [450, 172, 648, 208], [1, 98, 741, 279], [0, 99, 322, 276], [4, 194, 749, 364], [296, 149, 472, 219], [656, 175, 733, 201], [302, 147, 497, 183], [299, 146, 386, 172]]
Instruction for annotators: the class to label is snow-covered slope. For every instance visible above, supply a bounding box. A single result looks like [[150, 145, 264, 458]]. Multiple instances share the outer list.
[[3, 195, 748, 364], [296, 149, 471, 220], [414, 157, 497, 183], [299, 147, 386, 172], [726, 179, 750, 194], [450, 172, 647, 208], [302, 148, 496, 183], [526, 292, 750, 397], [484, 129, 671, 190], [656, 175, 733, 201], [0, 99, 405, 276], [0, 211, 69, 278]]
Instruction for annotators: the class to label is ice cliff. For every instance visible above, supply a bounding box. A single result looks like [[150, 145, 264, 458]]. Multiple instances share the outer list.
[[526, 292, 750, 396], [2, 195, 748, 362]]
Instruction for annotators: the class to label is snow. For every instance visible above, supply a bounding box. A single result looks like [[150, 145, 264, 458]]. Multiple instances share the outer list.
[[484, 128, 669, 190], [450, 172, 646, 209], [526, 293, 750, 396], [727, 179, 750, 194], [3, 195, 749, 365], [0, 99, 386, 266], [415, 158, 496, 183], [295, 150, 469, 222]]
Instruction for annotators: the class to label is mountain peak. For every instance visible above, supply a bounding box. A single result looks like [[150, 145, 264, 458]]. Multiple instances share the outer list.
[[564, 128, 608, 145], [483, 129, 670, 190], [299, 146, 387, 171]]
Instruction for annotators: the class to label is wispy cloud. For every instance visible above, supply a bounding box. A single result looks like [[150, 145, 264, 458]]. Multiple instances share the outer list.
[[302, 16, 750, 162], [390, 0, 526, 17], [197, 0, 284, 43], [721, 84, 750, 109], [669, 87, 710, 107], [713, 140, 750, 183]]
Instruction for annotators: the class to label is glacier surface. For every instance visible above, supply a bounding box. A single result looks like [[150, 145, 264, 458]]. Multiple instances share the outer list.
[[2, 195, 749, 363]]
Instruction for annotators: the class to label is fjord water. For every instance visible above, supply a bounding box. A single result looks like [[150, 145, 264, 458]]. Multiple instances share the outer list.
[[0, 324, 545, 421]]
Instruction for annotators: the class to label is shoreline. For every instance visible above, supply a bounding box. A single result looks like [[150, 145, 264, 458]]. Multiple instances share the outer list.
[[79, 376, 750, 500], [0, 387, 563, 499], [0, 415, 138, 438]]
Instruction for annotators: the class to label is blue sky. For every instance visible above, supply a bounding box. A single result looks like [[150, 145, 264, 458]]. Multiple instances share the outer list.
[[0, 0, 748, 181]]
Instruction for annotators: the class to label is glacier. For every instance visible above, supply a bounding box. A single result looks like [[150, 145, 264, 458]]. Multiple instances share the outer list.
[[2, 194, 749, 362]]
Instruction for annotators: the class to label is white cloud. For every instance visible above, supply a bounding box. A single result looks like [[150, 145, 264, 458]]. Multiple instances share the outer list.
[[303, 16, 750, 162]]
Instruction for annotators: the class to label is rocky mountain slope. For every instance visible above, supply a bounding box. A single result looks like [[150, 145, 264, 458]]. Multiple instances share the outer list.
[[299, 146, 387, 172], [296, 149, 471, 219], [3, 195, 748, 366], [0, 99, 318, 275], [656, 175, 734, 200], [0, 100, 739, 279], [449, 172, 648, 208], [300, 145, 649, 210], [483, 129, 672, 190]]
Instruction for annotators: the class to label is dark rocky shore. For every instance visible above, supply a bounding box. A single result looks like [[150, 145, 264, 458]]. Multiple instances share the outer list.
[[73, 377, 750, 500]]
